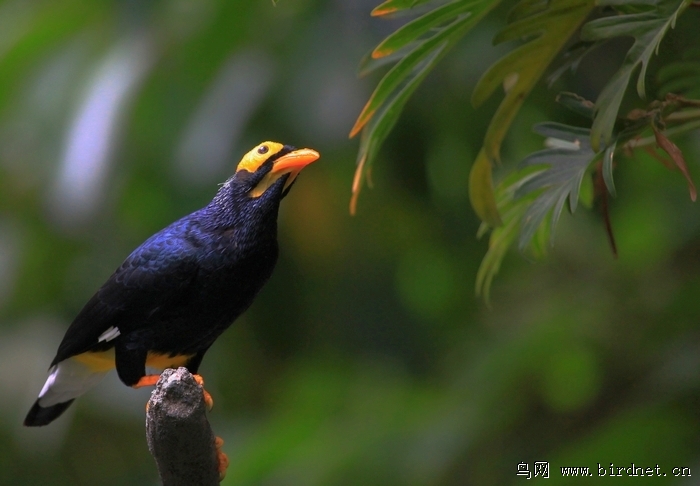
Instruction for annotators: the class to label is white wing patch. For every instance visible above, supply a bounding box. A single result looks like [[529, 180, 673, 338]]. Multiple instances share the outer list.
[[38, 366, 58, 398], [97, 326, 121, 342]]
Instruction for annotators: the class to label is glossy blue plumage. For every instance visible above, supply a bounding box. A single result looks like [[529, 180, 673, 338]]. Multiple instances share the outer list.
[[56, 161, 289, 384], [24, 143, 311, 426]]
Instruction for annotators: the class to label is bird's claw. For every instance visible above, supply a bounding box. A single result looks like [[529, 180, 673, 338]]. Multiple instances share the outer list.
[[202, 389, 214, 411], [138, 373, 213, 412], [132, 374, 161, 389], [193, 374, 214, 411], [215, 436, 229, 481]]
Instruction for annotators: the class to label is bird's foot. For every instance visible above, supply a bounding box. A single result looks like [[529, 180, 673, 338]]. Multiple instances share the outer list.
[[132, 374, 161, 388], [134, 373, 213, 410], [193, 374, 214, 411], [215, 436, 229, 481], [134, 375, 161, 412]]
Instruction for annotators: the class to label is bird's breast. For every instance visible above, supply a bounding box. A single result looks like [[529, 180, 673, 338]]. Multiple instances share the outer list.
[[139, 235, 279, 355]]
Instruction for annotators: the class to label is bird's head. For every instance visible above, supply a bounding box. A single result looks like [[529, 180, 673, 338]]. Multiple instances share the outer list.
[[234, 141, 320, 200], [210, 142, 320, 231]]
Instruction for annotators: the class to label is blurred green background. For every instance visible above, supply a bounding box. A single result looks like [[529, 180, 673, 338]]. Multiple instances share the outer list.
[[2, 0, 700, 484]]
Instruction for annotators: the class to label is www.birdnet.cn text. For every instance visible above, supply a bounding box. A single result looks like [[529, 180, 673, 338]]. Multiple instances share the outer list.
[[516, 461, 692, 479]]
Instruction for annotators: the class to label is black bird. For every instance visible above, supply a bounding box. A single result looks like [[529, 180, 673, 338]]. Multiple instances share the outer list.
[[25, 141, 320, 427]]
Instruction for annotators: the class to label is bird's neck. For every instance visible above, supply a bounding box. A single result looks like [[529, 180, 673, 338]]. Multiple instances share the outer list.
[[205, 186, 280, 254]]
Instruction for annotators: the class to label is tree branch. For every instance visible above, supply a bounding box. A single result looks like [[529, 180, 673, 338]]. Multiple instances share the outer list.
[[145, 367, 220, 486]]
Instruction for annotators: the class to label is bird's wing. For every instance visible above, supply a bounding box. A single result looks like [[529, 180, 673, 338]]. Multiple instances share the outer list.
[[52, 225, 202, 365]]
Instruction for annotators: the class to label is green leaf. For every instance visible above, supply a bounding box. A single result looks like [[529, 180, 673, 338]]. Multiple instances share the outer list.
[[581, 0, 693, 150], [556, 92, 596, 119], [470, 149, 502, 226], [602, 141, 617, 196], [351, 44, 448, 213], [506, 0, 549, 23], [514, 122, 598, 249], [350, 0, 501, 210], [475, 166, 546, 301], [358, 47, 414, 77], [472, 0, 594, 111], [470, 0, 594, 224], [475, 206, 521, 303], [352, 0, 498, 137], [350, 18, 467, 139], [579, 167, 595, 207], [372, 0, 475, 58], [547, 41, 604, 86], [371, 0, 444, 17], [599, 0, 660, 6]]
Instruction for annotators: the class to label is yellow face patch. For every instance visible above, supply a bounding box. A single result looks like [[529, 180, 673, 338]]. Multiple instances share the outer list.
[[236, 141, 284, 174]]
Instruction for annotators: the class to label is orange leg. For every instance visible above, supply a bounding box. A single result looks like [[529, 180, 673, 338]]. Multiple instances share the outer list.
[[193, 374, 214, 411], [215, 436, 229, 481], [132, 374, 161, 388], [134, 375, 160, 412], [134, 373, 213, 410]]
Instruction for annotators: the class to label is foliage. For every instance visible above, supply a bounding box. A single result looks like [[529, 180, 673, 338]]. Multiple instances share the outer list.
[[353, 0, 700, 298], [348, 0, 501, 215], [583, 0, 693, 150]]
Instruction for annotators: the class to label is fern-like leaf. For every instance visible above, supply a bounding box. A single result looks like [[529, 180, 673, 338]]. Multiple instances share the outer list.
[[470, 0, 595, 226], [475, 167, 549, 301], [349, 0, 502, 214], [581, 0, 693, 150], [514, 123, 598, 249]]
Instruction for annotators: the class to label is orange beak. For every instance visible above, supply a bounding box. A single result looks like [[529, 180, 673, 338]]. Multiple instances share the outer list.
[[271, 148, 320, 175], [250, 148, 320, 198]]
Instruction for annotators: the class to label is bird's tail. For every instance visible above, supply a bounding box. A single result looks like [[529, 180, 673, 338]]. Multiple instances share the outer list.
[[24, 399, 76, 426], [24, 358, 108, 426]]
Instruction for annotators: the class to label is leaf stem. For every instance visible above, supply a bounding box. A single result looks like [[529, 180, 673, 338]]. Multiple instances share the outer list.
[[623, 119, 700, 150], [666, 108, 700, 122]]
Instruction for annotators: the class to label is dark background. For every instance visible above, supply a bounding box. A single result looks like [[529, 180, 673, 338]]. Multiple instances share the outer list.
[[1, 0, 699, 484]]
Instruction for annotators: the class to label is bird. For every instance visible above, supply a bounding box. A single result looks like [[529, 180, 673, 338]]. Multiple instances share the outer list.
[[25, 141, 320, 427]]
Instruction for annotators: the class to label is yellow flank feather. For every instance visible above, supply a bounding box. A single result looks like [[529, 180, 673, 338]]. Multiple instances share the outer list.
[[71, 349, 194, 373], [145, 352, 195, 370], [236, 141, 284, 173], [72, 350, 116, 372]]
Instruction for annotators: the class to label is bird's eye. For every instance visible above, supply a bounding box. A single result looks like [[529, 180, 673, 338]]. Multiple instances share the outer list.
[[257, 145, 269, 155]]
